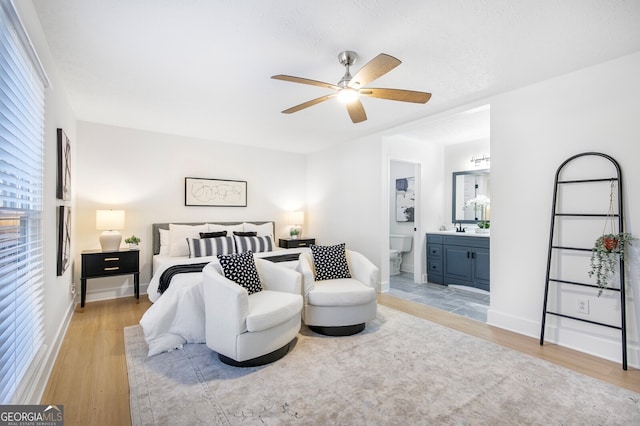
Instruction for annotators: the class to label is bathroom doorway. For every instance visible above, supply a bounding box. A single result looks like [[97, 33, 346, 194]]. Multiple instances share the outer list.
[[389, 160, 422, 283], [384, 105, 491, 323]]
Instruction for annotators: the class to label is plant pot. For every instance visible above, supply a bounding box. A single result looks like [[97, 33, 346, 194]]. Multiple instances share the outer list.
[[603, 237, 618, 251], [290, 235, 298, 240], [128, 244, 139, 250]]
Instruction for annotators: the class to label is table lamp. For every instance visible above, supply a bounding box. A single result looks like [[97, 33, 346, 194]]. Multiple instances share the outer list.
[[96, 209, 125, 252], [289, 211, 304, 239]]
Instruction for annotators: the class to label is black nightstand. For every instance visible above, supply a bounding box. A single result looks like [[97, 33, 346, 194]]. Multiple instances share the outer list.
[[80, 249, 140, 309], [279, 238, 315, 249]]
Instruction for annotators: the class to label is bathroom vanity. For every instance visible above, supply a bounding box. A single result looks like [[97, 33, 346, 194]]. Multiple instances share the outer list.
[[426, 232, 490, 291]]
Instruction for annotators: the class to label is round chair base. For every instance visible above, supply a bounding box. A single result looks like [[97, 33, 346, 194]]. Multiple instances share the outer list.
[[309, 323, 365, 336], [218, 341, 292, 367]]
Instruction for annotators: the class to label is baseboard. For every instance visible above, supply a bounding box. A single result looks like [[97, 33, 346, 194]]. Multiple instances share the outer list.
[[15, 297, 75, 404], [85, 282, 149, 304], [379, 280, 390, 293], [487, 308, 639, 368]]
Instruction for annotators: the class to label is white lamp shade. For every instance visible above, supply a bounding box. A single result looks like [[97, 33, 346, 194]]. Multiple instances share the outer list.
[[96, 210, 125, 230], [289, 211, 304, 225], [96, 210, 124, 251]]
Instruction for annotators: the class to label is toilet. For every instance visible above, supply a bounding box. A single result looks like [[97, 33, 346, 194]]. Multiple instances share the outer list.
[[389, 234, 413, 275]]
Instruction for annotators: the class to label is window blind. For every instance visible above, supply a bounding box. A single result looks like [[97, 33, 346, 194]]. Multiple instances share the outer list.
[[0, 0, 48, 403]]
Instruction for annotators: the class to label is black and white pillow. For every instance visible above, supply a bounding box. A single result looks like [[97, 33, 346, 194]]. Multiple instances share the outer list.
[[233, 235, 274, 253], [310, 243, 351, 281], [233, 231, 257, 237], [199, 231, 227, 238], [217, 250, 262, 295], [187, 236, 235, 258]]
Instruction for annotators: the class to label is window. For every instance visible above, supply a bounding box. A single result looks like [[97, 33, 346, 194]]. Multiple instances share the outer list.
[[0, 0, 49, 403]]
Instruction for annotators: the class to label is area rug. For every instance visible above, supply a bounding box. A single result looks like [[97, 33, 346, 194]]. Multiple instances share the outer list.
[[125, 305, 639, 425]]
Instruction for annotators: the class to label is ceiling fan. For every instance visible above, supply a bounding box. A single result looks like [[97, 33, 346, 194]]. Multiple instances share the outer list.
[[271, 51, 432, 124]]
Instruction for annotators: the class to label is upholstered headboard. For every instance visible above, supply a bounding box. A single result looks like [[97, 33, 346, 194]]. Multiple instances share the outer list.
[[152, 221, 275, 255]]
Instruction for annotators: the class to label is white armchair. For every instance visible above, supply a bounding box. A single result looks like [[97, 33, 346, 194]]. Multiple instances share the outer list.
[[202, 257, 303, 366], [298, 249, 378, 336]]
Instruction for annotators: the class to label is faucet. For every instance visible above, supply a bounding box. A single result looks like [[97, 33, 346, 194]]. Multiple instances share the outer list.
[[455, 222, 465, 233]]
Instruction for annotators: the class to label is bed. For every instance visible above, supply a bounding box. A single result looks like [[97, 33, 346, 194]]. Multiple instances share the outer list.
[[140, 221, 308, 356]]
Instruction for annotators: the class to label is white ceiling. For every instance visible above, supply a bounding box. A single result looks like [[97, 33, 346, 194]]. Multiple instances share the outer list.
[[32, 0, 640, 153]]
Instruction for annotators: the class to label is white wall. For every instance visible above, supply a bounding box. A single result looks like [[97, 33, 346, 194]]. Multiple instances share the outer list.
[[306, 134, 384, 287], [14, 1, 77, 403], [74, 122, 307, 301], [488, 52, 640, 366]]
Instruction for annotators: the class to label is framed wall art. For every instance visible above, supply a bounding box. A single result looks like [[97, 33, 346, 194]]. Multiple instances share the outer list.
[[395, 177, 415, 222], [185, 177, 247, 207], [56, 128, 71, 200], [57, 205, 71, 276]]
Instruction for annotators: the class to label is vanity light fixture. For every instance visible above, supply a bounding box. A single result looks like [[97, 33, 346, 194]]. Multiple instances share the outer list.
[[470, 154, 490, 166], [96, 209, 125, 252]]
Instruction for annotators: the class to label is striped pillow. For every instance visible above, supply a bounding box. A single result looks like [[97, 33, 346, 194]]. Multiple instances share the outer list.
[[233, 235, 274, 253], [187, 236, 235, 258]]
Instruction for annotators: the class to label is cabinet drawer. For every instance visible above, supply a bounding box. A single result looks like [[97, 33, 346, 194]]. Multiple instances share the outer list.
[[82, 251, 139, 278], [426, 234, 443, 244], [427, 245, 442, 258], [279, 238, 315, 248], [443, 235, 490, 249], [427, 258, 442, 274]]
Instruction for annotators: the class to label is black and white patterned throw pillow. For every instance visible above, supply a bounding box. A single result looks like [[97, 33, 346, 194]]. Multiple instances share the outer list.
[[217, 250, 262, 295], [310, 243, 351, 281]]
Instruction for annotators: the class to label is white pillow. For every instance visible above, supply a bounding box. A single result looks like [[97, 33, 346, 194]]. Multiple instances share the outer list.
[[208, 223, 243, 234], [242, 222, 273, 237], [159, 228, 170, 255], [168, 223, 208, 257]]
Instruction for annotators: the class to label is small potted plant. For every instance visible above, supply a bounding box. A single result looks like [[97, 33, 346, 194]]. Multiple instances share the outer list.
[[125, 235, 141, 250], [588, 232, 632, 296], [289, 228, 300, 240], [477, 220, 490, 231]]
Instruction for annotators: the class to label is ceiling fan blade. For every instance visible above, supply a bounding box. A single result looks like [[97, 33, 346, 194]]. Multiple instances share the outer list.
[[360, 88, 432, 103], [347, 54, 401, 89], [346, 99, 367, 123], [281, 94, 336, 114], [271, 74, 340, 91]]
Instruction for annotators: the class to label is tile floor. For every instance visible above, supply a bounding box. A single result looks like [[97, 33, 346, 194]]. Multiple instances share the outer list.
[[388, 272, 490, 322]]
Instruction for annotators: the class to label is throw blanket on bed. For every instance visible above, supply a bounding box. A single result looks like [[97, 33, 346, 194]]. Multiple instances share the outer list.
[[158, 262, 209, 294]]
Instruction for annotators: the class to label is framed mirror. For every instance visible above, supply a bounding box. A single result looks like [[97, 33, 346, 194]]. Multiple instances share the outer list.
[[452, 169, 490, 223]]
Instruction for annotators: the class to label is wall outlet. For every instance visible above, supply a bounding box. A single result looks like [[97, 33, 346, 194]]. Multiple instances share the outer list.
[[576, 298, 589, 314]]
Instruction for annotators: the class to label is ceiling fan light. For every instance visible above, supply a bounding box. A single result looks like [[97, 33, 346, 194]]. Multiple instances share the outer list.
[[336, 88, 359, 104]]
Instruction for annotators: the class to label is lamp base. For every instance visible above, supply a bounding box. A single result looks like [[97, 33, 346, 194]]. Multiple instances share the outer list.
[[100, 230, 122, 252]]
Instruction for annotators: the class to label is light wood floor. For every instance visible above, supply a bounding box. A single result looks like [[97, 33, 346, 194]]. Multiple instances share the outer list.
[[41, 295, 639, 426]]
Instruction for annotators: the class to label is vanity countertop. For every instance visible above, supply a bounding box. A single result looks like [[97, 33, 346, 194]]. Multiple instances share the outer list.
[[428, 230, 490, 238]]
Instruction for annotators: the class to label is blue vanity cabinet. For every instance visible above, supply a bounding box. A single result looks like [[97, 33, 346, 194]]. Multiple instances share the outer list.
[[426, 234, 444, 284], [426, 234, 490, 291]]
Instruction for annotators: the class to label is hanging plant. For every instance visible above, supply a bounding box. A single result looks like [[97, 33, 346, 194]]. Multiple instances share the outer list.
[[587, 180, 633, 296], [588, 232, 632, 296]]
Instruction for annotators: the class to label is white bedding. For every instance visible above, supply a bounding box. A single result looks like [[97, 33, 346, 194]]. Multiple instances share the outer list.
[[140, 248, 306, 356]]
